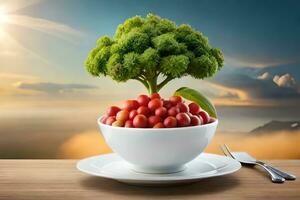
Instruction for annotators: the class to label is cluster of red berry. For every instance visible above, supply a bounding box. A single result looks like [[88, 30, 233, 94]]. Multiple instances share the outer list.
[[101, 93, 215, 128]]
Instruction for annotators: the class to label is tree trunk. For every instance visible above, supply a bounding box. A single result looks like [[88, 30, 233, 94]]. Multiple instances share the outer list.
[[147, 77, 158, 94]]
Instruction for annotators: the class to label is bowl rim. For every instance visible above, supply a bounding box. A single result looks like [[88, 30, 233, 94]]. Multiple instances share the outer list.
[[98, 116, 218, 131]]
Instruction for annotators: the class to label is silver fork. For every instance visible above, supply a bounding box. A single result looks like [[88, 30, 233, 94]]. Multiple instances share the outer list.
[[220, 144, 296, 183], [221, 144, 296, 181]]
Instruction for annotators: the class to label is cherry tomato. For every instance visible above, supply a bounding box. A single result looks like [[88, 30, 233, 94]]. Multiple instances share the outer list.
[[137, 94, 150, 106], [129, 110, 138, 120], [176, 113, 191, 127], [112, 120, 124, 127], [106, 106, 121, 116], [188, 102, 201, 115], [150, 93, 161, 100], [169, 96, 182, 106], [123, 100, 139, 111], [155, 107, 167, 118], [163, 100, 173, 109], [153, 122, 165, 128], [209, 117, 216, 123], [190, 115, 202, 126], [116, 110, 129, 122], [100, 115, 109, 124], [163, 116, 177, 128], [168, 106, 180, 117], [124, 120, 134, 128], [106, 116, 116, 125], [133, 114, 148, 128], [148, 98, 163, 111], [137, 106, 151, 116], [198, 110, 209, 124], [148, 115, 162, 127], [177, 102, 189, 113]]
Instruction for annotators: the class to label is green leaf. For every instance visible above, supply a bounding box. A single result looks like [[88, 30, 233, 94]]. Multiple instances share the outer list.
[[174, 87, 217, 118]]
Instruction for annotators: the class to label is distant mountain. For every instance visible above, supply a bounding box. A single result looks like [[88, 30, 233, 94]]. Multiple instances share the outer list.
[[250, 120, 300, 134]]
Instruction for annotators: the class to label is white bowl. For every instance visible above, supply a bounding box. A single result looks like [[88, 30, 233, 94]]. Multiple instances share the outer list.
[[98, 117, 218, 174]]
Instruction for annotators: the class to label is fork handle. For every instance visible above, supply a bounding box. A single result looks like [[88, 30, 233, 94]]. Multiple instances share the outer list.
[[256, 162, 285, 183], [257, 161, 296, 180]]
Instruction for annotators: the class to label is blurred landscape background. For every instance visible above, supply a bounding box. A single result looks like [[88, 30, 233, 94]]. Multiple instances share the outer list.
[[0, 0, 299, 159]]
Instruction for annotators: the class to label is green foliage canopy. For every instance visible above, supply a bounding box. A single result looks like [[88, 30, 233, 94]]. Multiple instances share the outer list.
[[85, 14, 224, 94]]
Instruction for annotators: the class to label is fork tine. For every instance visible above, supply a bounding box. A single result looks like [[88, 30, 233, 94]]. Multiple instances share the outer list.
[[219, 144, 233, 158], [219, 145, 228, 156], [223, 144, 235, 159]]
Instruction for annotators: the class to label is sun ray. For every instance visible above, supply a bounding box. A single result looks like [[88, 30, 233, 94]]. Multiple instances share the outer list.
[[0, 0, 85, 70], [0, 0, 41, 13], [0, 7, 9, 34], [8, 14, 84, 43], [0, 30, 52, 67]]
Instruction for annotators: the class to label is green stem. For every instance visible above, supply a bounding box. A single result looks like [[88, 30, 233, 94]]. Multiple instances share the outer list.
[[135, 74, 172, 94], [147, 76, 158, 94], [157, 76, 173, 91], [134, 77, 149, 90]]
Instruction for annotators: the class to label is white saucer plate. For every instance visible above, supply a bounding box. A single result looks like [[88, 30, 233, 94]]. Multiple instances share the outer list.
[[77, 153, 241, 185]]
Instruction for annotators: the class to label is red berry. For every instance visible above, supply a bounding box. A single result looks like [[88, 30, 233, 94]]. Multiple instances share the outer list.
[[198, 110, 209, 124], [137, 106, 151, 116], [153, 122, 165, 128], [150, 93, 161, 100], [133, 101, 139, 108], [169, 96, 182, 105], [168, 106, 180, 117], [155, 107, 167, 118], [187, 112, 193, 117], [137, 94, 150, 106], [129, 110, 138, 120], [123, 100, 139, 111], [100, 116, 109, 124], [112, 120, 124, 127], [177, 102, 189, 113], [163, 100, 173, 109], [116, 110, 129, 122], [124, 120, 134, 128], [190, 115, 201, 126], [133, 114, 148, 128], [106, 106, 121, 116], [163, 116, 177, 128], [188, 102, 200, 115], [209, 117, 216, 123], [176, 113, 191, 127], [148, 98, 163, 111], [148, 115, 162, 127], [106, 116, 116, 125]]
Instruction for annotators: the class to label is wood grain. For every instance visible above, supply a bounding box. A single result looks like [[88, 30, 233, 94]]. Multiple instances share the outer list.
[[0, 159, 299, 200]]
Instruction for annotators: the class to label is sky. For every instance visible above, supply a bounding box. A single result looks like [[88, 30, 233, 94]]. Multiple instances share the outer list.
[[0, 0, 299, 132]]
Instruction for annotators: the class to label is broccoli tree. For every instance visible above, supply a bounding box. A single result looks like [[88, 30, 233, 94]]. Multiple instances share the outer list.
[[85, 14, 224, 94]]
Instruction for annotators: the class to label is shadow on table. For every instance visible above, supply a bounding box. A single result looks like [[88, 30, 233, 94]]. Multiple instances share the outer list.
[[80, 175, 240, 196]]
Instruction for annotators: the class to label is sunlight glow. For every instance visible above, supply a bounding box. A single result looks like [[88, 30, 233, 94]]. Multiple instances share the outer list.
[[0, 7, 9, 36], [0, 8, 9, 25]]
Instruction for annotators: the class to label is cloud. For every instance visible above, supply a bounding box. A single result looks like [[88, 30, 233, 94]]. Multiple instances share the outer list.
[[0, 72, 37, 81], [257, 72, 270, 80], [206, 130, 300, 159], [0, 108, 98, 158], [16, 82, 98, 94], [8, 15, 84, 44], [58, 129, 300, 159], [225, 54, 295, 68], [58, 130, 111, 159], [212, 69, 300, 106], [1, 0, 41, 13], [0, 31, 52, 66], [273, 73, 296, 88]]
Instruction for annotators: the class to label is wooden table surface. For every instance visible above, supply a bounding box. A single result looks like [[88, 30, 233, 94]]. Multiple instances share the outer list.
[[0, 159, 299, 200]]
